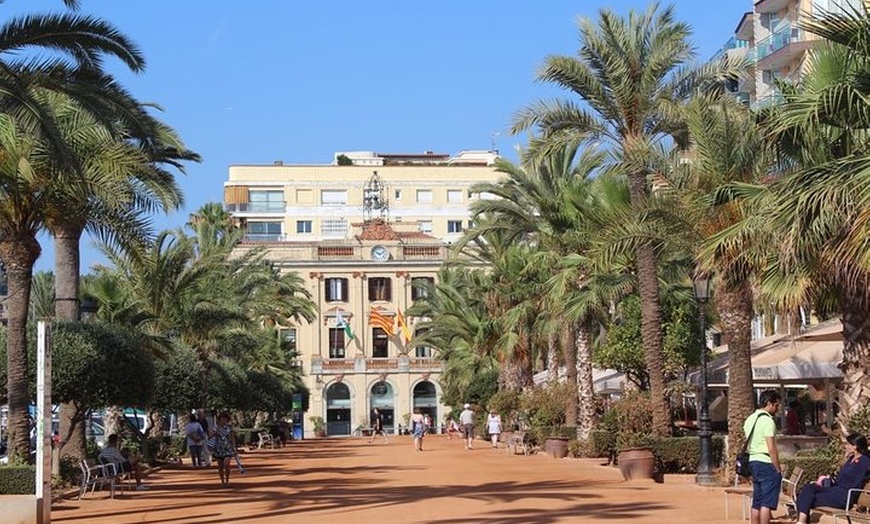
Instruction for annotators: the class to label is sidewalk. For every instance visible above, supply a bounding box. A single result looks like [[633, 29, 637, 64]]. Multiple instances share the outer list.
[[52, 435, 806, 523]]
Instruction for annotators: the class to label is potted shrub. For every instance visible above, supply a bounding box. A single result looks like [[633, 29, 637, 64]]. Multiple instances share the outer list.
[[521, 383, 572, 458], [612, 393, 656, 480], [309, 415, 326, 437]]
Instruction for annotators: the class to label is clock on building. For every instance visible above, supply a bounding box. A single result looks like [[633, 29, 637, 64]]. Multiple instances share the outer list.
[[371, 245, 389, 261]]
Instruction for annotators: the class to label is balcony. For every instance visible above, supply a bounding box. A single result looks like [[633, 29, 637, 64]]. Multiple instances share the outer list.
[[223, 202, 286, 213], [317, 246, 355, 259], [751, 92, 785, 110], [243, 233, 289, 243], [402, 245, 442, 259], [756, 23, 813, 70], [754, 0, 792, 14], [309, 355, 442, 376]]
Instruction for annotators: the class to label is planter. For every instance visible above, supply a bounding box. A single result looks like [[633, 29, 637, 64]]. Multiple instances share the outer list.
[[545, 437, 569, 459], [617, 447, 655, 480]]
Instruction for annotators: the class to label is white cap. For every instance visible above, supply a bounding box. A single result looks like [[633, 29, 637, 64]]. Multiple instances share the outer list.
[[464, 403, 470, 409]]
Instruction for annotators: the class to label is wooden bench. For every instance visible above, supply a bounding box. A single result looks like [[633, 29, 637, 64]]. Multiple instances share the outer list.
[[815, 488, 870, 524]]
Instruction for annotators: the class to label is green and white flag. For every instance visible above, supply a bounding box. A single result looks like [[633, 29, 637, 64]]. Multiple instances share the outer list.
[[336, 310, 354, 340]]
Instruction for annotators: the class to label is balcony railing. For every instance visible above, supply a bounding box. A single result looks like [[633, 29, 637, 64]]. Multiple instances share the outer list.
[[224, 202, 286, 213], [243, 233, 288, 243], [751, 92, 784, 110], [310, 355, 441, 375], [403, 246, 441, 259], [709, 37, 750, 62], [318, 246, 355, 258], [756, 23, 804, 63]]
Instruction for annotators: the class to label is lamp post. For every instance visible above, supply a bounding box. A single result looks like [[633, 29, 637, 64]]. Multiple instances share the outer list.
[[692, 273, 715, 486]]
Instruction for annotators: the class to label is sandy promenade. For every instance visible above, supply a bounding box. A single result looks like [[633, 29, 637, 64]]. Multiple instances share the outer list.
[[51, 435, 800, 524]]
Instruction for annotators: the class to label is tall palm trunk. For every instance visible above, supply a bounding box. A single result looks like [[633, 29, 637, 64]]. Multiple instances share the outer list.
[[715, 279, 755, 475], [546, 331, 559, 384], [627, 173, 668, 437], [0, 236, 41, 462], [54, 224, 86, 460], [564, 327, 578, 428], [838, 287, 870, 430], [575, 325, 596, 441]]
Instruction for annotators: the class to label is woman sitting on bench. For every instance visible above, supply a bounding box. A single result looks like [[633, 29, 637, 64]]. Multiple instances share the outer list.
[[794, 432, 870, 524]]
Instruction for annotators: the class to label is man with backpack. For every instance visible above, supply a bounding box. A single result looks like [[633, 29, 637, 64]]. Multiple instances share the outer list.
[[743, 390, 782, 524]]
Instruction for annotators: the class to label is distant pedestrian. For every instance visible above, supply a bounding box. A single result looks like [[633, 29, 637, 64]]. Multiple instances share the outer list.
[[459, 403, 475, 450], [210, 411, 237, 486], [369, 408, 389, 444], [411, 408, 427, 451], [486, 409, 502, 449], [185, 413, 206, 468], [197, 409, 212, 467]]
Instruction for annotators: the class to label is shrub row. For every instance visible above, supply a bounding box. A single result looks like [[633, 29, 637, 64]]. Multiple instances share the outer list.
[[782, 455, 839, 487], [652, 436, 725, 474], [0, 465, 35, 494]]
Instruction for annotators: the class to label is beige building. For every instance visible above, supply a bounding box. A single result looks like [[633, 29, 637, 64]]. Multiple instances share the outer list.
[[717, 0, 862, 110], [224, 150, 501, 436]]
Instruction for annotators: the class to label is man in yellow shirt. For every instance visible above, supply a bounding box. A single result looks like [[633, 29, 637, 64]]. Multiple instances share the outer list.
[[743, 390, 782, 524]]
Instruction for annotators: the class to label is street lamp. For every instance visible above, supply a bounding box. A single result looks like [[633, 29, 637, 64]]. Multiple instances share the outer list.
[[692, 272, 715, 486]]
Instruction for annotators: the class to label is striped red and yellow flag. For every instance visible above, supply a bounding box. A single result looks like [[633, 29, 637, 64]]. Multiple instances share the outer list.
[[369, 307, 395, 336]]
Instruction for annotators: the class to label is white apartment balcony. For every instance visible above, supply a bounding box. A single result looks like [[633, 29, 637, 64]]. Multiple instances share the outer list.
[[754, 0, 793, 14], [224, 202, 286, 214], [756, 23, 813, 70], [710, 37, 751, 63]]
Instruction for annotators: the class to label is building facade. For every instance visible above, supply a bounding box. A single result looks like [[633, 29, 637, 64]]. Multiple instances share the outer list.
[[224, 150, 501, 436], [715, 0, 862, 110]]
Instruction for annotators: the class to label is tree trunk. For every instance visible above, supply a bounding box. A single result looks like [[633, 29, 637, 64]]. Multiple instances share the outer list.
[[0, 237, 41, 462], [546, 331, 559, 384], [565, 327, 578, 428], [575, 325, 596, 441], [838, 296, 870, 431], [627, 172, 668, 437], [715, 278, 755, 477], [54, 225, 87, 461]]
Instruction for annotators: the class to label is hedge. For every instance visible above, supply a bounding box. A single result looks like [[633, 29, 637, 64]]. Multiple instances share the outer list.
[[782, 454, 839, 488], [0, 465, 35, 494], [652, 436, 725, 474], [588, 429, 616, 459]]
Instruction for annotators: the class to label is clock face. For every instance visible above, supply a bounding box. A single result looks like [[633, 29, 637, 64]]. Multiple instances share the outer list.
[[371, 245, 389, 261]]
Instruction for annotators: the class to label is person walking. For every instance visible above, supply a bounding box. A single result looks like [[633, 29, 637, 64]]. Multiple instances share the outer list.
[[185, 413, 206, 468], [794, 432, 870, 523], [369, 408, 389, 444], [210, 411, 237, 486], [459, 403, 475, 451], [411, 408, 427, 451], [486, 409, 502, 449], [197, 409, 212, 467], [744, 390, 782, 524]]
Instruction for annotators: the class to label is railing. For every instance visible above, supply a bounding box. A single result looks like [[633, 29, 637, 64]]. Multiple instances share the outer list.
[[243, 233, 288, 243], [223, 202, 286, 213], [709, 37, 750, 62], [366, 358, 399, 370], [321, 359, 355, 371], [408, 357, 442, 371], [756, 23, 804, 62], [403, 246, 441, 258], [751, 92, 784, 110], [318, 246, 355, 258]]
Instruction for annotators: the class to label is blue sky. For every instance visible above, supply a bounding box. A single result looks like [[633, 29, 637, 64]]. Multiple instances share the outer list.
[[14, 0, 751, 271]]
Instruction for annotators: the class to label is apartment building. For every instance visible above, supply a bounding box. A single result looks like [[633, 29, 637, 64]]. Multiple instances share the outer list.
[[224, 150, 501, 436], [717, 0, 862, 110]]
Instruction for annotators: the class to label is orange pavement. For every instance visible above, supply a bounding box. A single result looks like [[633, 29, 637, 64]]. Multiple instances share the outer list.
[[52, 435, 803, 523]]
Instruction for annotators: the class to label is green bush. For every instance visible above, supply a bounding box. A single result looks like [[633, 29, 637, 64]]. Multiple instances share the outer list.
[[0, 465, 35, 494], [651, 436, 725, 474], [609, 392, 654, 450], [588, 429, 617, 459]]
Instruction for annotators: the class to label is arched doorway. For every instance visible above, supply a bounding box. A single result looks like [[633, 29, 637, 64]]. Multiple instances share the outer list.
[[369, 381, 395, 433], [412, 381, 438, 433], [325, 382, 351, 436]]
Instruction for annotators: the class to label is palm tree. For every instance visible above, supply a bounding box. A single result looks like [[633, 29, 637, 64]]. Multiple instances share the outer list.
[[510, 3, 732, 435]]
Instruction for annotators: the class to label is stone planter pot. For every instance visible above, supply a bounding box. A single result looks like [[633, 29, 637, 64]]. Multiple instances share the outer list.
[[617, 447, 655, 480], [545, 437, 569, 459]]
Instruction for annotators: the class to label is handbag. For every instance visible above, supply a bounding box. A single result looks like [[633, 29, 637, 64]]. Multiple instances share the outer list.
[[737, 412, 770, 477]]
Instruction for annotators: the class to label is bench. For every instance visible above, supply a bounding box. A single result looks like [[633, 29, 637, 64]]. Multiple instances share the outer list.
[[504, 431, 530, 456], [78, 459, 115, 499], [815, 488, 870, 524], [724, 466, 802, 521], [257, 432, 275, 449]]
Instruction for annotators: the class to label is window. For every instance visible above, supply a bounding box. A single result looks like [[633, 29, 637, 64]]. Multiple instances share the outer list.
[[328, 328, 345, 358], [321, 190, 348, 206], [394, 189, 402, 200], [246, 221, 282, 241], [296, 220, 312, 234], [325, 278, 349, 302], [368, 277, 392, 302], [321, 218, 348, 238], [467, 220, 475, 230], [418, 221, 433, 234], [415, 328, 433, 358], [416, 189, 432, 203], [447, 220, 463, 234], [447, 190, 462, 203], [248, 190, 284, 212], [411, 277, 434, 301], [372, 328, 389, 358], [279, 328, 297, 353]]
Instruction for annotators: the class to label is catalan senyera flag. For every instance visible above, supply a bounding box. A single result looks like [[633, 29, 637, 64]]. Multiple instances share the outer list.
[[397, 310, 412, 344], [369, 307, 395, 336]]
